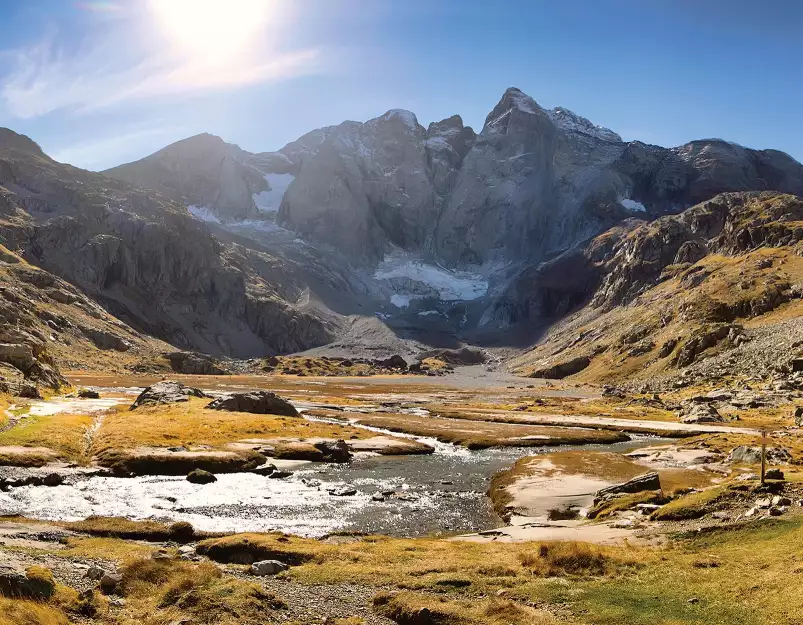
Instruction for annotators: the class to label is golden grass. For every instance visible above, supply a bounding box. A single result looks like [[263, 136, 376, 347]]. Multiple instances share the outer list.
[[346, 412, 628, 449], [92, 398, 371, 454], [56, 536, 157, 564], [118, 557, 285, 625], [0, 414, 93, 464], [197, 533, 640, 591], [374, 591, 558, 625], [0, 599, 67, 625]]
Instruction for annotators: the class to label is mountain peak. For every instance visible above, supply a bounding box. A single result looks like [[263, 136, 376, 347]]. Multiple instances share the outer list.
[[0, 128, 45, 157], [547, 107, 622, 142]]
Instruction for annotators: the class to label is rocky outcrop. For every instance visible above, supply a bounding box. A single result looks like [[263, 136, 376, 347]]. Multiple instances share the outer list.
[[167, 351, 228, 375], [0, 565, 55, 599], [131, 381, 210, 409], [206, 391, 298, 416], [530, 356, 591, 379], [0, 131, 335, 358], [727, 446, 792, 465]]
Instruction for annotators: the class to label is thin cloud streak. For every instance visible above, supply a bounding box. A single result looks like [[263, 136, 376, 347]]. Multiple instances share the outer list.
[[0, 33, 320, 119]]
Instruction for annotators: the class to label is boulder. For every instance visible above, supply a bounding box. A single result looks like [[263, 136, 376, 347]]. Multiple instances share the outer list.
[[167, 351, 228, 375], [679, 402, 724, 424], [593, 472, 661, 505], [206, 391, 298, 416], [78, 388, 100, 399], [312, 439, 352, 463], [250, 560, 289, 576], [80, 327, 131, 352], [765, 468, 785, 481], [795, 406, 803, 427], [186, 469, 217, 484], [99, 573, 122, 595], [0, 565, 55, 599], [726, 446, 792, 465], [530, 356, 590, 379], [378, 354, 408, 370], [131, 381, 210, 409]]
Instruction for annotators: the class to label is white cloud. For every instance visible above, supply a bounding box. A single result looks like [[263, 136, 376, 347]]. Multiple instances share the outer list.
[[0, 9, 319, 119]]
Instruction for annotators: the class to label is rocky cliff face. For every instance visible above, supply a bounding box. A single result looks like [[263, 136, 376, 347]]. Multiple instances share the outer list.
[[0, 129, 334, 359]]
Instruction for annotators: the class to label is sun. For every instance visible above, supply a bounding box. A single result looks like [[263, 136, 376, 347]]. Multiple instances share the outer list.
[[149, 0, 272, 64]]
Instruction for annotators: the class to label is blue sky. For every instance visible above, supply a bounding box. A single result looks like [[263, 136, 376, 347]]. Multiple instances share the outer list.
[[0, 0, 801, 170]]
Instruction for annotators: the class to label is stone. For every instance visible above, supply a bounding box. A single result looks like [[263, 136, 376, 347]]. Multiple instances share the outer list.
[[769, 507, 784, 516], [330, 486, 358, 497], [371, 492, 386, 502], [312, 440, 352, 463], [593, 472, 661, 505], [726, 446, 792, 465], [78, 388, 100, 399], [772, 496, 792, 507], [765, 468, 785, 481], [0, 565, 55, 599], [99, 573, 122, 594], [42, 473, 63, 487], [250, 560, 289, 576], [795, 406, 803, 427], [206, 391, 298, 416], [131, 381, 209, 409], [268, 470, 293, 479], [85, 566, 106, 581], [186, 469, 217, 484], [756, 498, 772, 509], [679, 402, 725, 424]]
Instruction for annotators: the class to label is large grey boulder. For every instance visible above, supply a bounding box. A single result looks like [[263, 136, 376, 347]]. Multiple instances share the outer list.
[[131, 381, 210, 409], [726, 446, 792, 465], [679, 402, 725, 424], [593, 472, 661, 505], [206, 391, 298, 416], [250, 560, 289, 576]]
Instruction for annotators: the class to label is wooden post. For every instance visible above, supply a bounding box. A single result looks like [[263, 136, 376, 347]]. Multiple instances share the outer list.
[[760, 428, 767, 485]]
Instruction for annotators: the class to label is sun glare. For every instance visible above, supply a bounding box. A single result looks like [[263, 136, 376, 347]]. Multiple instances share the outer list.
[[149, 0, 272, 64]]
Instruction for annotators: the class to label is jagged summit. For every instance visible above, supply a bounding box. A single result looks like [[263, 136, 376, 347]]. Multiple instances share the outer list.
[[547, 106, 622, 142]]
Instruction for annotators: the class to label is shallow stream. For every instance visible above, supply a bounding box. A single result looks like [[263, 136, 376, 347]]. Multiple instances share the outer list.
[[0, 389, 660, 538]]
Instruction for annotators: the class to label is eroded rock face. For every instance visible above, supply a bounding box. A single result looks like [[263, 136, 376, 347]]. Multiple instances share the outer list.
[[167, 351, 228, 375], [530, 356, 590, 380], [727, 446, 792, 465], [206, 391, 299, 416], [0, 131, 335, 358]]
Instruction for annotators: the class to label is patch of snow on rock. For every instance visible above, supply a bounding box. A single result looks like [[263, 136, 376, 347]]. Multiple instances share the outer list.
[[253, 173, 295, 214], [620, 198, 647, 213], [381, 109, 419, 130], [390, 294, 411, 308], [375, 254, 489, 306], [188, 205, 221, 224]]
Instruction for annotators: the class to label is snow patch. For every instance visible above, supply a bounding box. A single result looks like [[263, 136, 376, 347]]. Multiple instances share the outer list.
[[417, 310, 442, 317], [382, 109, 419, 129], [188, 205, 221, 224], [253, 173, 295, 214], [375, 254, 489, 307], [390, 294, 411, 308], [620, 198, 647, 213]]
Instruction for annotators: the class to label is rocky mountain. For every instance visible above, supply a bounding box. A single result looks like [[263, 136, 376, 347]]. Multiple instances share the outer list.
[[508, 191, 803, 386], [107, 88, 803, 275], [2, 86, 802, 378], [0, 128, 335, 362]]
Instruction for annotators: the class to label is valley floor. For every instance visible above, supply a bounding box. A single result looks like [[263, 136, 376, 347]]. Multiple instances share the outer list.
[[0, 369, 801, 624]]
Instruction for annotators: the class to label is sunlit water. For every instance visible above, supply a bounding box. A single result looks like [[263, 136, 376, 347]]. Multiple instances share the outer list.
[[0, 389, 660, 537]]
